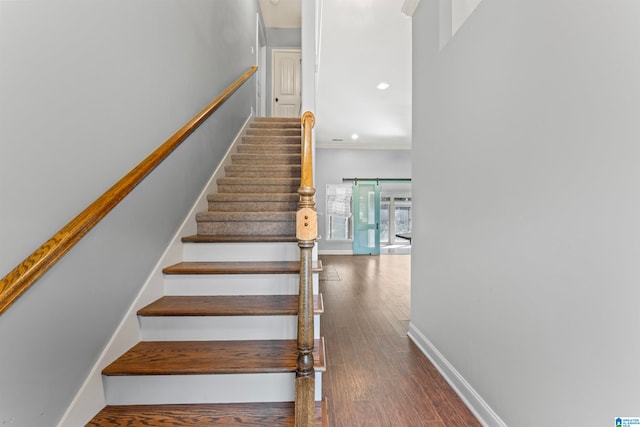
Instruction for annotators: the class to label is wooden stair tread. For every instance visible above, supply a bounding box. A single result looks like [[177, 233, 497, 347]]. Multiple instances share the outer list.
[[163, 260, 322, 275], [181, 234, 297, 243], [138, 294, 324, 316], [103, 338, 326, 376], [88, 401, 328, 427]]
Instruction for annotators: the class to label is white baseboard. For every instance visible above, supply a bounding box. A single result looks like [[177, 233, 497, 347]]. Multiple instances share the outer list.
[[57, 113, 254, 427], [318, 249, 353, 255], [407, 323, 507, 427]]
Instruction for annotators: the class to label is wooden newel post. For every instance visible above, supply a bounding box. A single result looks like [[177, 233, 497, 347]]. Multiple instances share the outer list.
[[296, 112, 317, 427]]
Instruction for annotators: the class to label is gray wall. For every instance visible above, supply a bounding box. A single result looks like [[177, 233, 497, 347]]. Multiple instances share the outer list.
[[0, 1, 258, 426], [265, 28, 302, 117], [411, 0, 640, 425], [316, 148, 411, 253]]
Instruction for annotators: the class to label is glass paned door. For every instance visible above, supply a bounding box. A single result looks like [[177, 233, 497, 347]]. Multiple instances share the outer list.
[[352, 181, 381, 255]]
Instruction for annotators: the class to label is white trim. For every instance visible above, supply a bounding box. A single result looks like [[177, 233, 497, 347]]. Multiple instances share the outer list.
[[407, 323, 507, 427], [57, 113, 254, 427]]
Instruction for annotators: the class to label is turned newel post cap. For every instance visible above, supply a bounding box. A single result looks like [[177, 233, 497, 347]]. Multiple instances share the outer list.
[[301, 111, 315, 128]]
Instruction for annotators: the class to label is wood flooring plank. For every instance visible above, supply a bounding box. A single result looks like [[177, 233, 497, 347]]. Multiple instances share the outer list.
[[319, 255, 482, 427]]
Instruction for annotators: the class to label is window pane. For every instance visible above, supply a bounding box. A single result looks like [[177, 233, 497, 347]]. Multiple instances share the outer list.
[[394, 204, 412, 234], [380, 201, 390, 243], [326, 184, 353, 240]]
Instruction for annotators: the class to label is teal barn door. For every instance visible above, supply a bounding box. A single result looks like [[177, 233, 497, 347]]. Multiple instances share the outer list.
[[352, 180, 381, 255]]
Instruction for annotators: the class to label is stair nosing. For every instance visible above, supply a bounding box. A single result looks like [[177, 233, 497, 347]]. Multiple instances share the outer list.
[[138, 294, 324, 317], [162, 260, 322, 275]]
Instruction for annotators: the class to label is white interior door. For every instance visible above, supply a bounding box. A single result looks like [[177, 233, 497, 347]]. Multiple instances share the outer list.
[[272, 49, 301, 117]]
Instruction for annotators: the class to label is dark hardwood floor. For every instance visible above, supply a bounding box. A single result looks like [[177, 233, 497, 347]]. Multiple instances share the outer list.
[[319, 255, 481, 427]]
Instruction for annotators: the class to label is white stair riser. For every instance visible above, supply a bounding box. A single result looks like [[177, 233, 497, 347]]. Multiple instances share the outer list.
[[104, 372, 322, 405], [139, 315, 321, 341], [183, 242, 299, 262], [164, 274, 319, 296]]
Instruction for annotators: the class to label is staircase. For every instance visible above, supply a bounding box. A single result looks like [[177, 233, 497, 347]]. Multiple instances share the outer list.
[[87, 117, 327, 426]]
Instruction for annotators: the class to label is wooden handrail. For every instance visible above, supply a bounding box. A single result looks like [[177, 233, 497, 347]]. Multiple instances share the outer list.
[[295, 111, 317, 427], [0, 65, 257, 316]]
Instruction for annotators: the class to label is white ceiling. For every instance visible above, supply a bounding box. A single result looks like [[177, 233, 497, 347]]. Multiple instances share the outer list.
[[258, 0, 301, 28], [259, 0, 412, 149]]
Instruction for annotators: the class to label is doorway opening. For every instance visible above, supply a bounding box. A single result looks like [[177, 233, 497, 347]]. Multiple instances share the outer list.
[[271, 49, 301, 117]]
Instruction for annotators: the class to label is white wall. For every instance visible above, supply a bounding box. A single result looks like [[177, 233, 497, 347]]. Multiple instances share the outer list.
[[316, 148, 411, 253], [411, 0, 640, 425], [0, 1, 258, 426]]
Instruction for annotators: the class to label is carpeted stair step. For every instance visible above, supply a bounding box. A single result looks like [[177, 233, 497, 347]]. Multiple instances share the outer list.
[[182, 234, 297, 243], [253, 117, 300, 123], [180, 239, 299, 263], [248, 120, 302, 131], [195, 211, 295, 235], [88, 401, 328, 427], [208, 193, 299, 212], [216, 177, 299, 194], [231, 153, 301, 165], [224, 164, 300, 178], [241, 134, 302, 144], [245, 128, 301, 137], [237, 143, 301, 154], [250, 118, 300, 126]]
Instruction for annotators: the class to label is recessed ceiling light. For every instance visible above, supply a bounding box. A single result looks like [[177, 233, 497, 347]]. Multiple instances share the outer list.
[[351, 133, 359, 140], [376, 82, 390, 90]]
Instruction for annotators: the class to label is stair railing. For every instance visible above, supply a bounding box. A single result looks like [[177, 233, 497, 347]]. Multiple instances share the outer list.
[[0, 65, 257, 316], [295, 111, 317, 427]]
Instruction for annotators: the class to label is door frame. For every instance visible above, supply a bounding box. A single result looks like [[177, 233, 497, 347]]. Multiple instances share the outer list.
[[255, 12, 267, 117]]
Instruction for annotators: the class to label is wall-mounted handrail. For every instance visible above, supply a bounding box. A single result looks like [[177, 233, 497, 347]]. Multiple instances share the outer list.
[[0, 65, 258, 316], [295, 111, 317, 427]]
